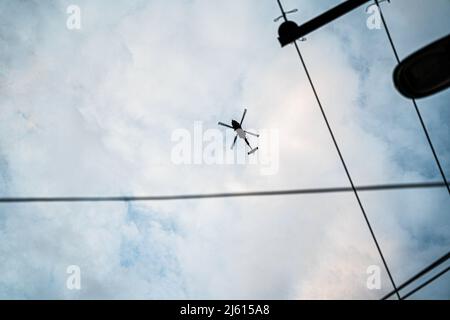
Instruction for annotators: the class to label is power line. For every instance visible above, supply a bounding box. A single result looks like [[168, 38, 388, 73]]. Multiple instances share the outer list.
[[402, 267, 450, 300], [0, 181, 446, 203], [277, 0, 400, 300], [375, 0, 450, 195], [381, 251, 449, 300]]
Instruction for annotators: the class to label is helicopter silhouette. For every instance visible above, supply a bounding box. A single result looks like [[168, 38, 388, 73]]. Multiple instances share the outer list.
[[218, 108, 259, 155]]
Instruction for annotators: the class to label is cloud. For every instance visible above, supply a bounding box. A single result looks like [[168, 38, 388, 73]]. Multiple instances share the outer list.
[[0, 0, 448, 299]]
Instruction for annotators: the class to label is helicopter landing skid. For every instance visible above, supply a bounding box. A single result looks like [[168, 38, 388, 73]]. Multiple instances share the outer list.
[[248, 147, 259, 155]]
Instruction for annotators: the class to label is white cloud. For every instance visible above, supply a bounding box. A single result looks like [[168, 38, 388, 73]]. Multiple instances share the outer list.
[[0, 0, 448, 299]]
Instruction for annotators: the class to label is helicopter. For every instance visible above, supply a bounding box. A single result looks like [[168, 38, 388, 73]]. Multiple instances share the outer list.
[[218, 108, 259, 155]]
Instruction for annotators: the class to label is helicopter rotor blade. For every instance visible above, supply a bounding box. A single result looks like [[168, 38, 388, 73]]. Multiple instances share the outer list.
[[239, 108, 247, 126], [231, 135, 238, 150], [218, 122, 233, 129], [244, 130, 259, 137]]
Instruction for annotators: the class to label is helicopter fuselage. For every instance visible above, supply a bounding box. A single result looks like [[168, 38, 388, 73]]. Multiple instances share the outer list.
[[231, 120, 241, 130], [231, 120, 246, 138]]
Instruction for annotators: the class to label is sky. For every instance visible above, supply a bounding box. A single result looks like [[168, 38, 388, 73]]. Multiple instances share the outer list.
[[0, 0, 449, 299]]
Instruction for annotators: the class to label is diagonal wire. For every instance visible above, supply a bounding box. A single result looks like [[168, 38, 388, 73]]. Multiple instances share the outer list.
[[381, 251, 449, 299], [401, 267, 450, 300], [0, 181, 447, 203], [374, 0, 450, 195], [276, 0, 400, 300]]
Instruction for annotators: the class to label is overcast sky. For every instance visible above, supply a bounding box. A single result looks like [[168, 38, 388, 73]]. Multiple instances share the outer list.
[[0, 0, 449, 299]]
